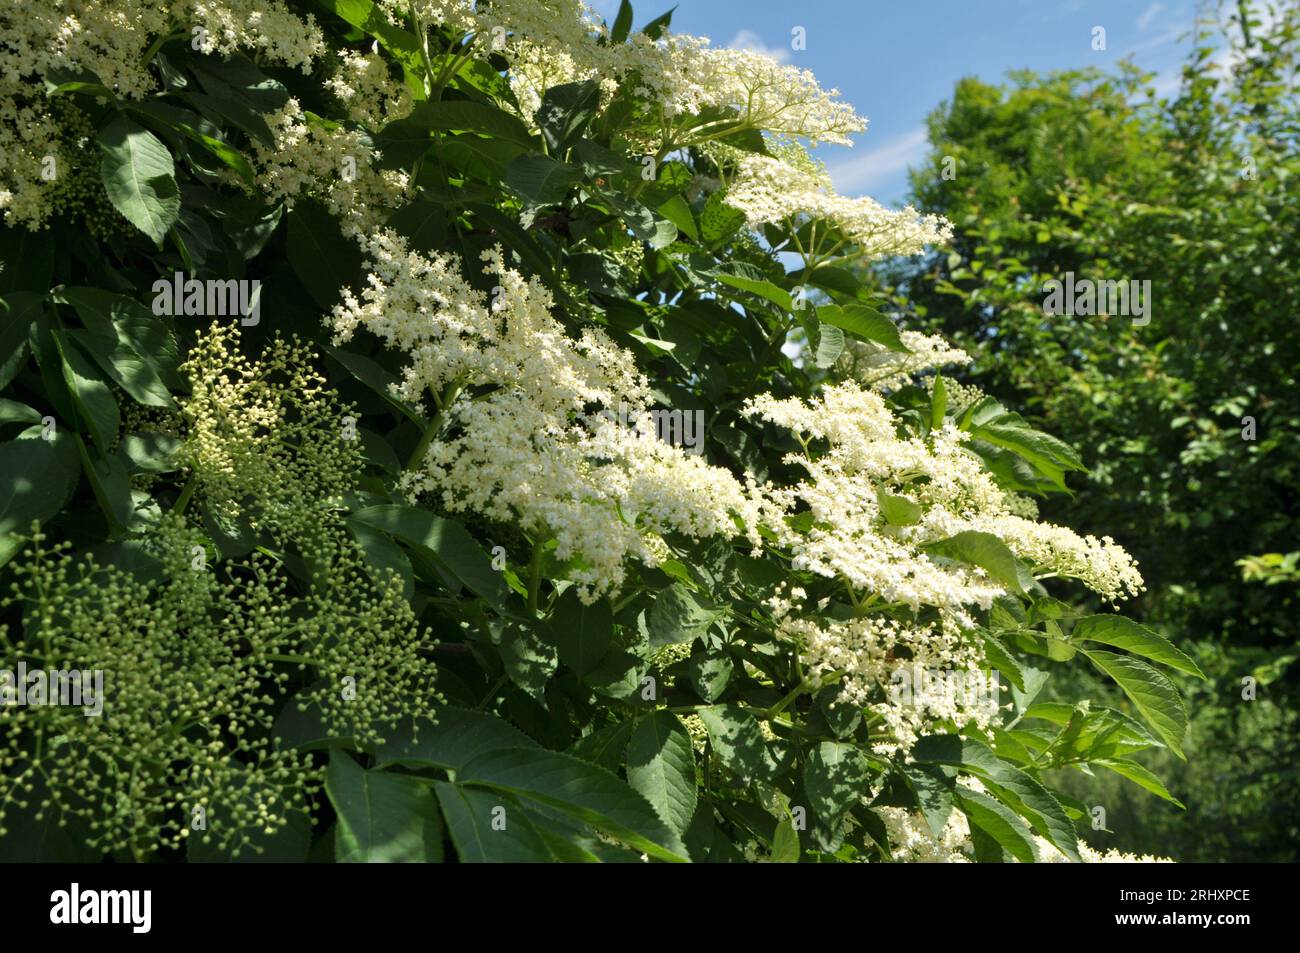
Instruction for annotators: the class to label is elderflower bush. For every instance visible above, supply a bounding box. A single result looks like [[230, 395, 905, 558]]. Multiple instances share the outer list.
[[0, 0, 1200, 863]]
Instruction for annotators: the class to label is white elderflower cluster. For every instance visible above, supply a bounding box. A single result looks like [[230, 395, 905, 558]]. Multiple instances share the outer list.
[[780, 612, 997, 753], [723, 152, 953, 261], [325, 49, 415, 128], [764, 372, 1139, 602], [187, 0, 324, 67], [1041, 841, 1175, 863], [247, 101, 410, 237], [878, 801, 975, 863], [386, 1, 863, 144], [745, 380, 1143, 719], [745, 385, 1010, 620], [506, 38, 616, 127], [0, 0, 323, 228], [653, 41, 865, 143], [392, 0, 605, 54], [839, 330, 973, 392], [747, 382, 1142, 605], [385, 0, 608, 123], [930, 511, 1145, 603], [331, 231, 762, 600], [880, 794, 1173, 863]]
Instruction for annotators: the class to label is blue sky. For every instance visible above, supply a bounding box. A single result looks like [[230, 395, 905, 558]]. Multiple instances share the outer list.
[[587, 0, 1211, 204]]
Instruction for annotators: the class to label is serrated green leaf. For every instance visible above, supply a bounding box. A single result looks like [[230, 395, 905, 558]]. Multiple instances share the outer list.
[[372, 708, 539, 775], [570, 719, 635, 772], [434, 783, 552, 862], [803, 741, 873, 849], [924, 530, 1026, 594], [1095, 758, 1185, 808], [816, 303, 908, 352], [350, 504, 512, 608], [1084, 650, 1188, 758], [912, 734, 1079, 860], [0, 400, 40, 425], [699, 192, 746, 247], [495, 619, 557, 701], [876, 486, 923, 526], [980, 631, 1026, 692], [507, 154, 582, 206], [54, 333, 118, 454], [814, 323, 845, 367], [687, 648, 733, 702], [648, 583, 720, 647], [458, 746, 689, 861], [287, 199, 363, 309], [714, 272, 792, 311], [771, 816, 801, 863], [326, 750, 444, 862], [98, 118, 180, 246], [59, 287, 178, 410], [0, 431, 80, 535], [931, 374, 948, 428], [657, 193, 698, 240], [536, 80, 602, 154], [626, 711, 697, 836], [609, 0, 635, 43], [697, 705, 771, 782], [955, 788, 1036, 863], [1074, 615, 1206, 678]]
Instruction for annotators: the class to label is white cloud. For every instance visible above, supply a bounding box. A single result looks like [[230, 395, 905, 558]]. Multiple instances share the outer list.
[[825, 127, 928, 196], [1137, 3, 1166, 32], [1151, 68, 1183, 97], [1126, 21, 1186, 54], [725, 29, 791, 64]]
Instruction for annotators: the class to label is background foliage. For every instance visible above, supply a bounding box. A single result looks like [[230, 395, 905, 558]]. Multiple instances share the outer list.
[[879, 0, 1298, 861]]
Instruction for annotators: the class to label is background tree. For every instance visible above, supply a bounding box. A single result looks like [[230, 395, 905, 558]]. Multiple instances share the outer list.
[[881, 0, 1299, 860]]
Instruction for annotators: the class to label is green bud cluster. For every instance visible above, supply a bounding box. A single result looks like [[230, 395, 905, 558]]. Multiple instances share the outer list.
[[0, 328, 440, 859]]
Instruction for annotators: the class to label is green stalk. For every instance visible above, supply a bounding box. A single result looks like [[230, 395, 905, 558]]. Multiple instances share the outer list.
[[172, 471, 198, 515], [73, 433, 126, 538], [405, 379, 464, 471], [409, 2, 439, 98], [526, 539, 545, 618]]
